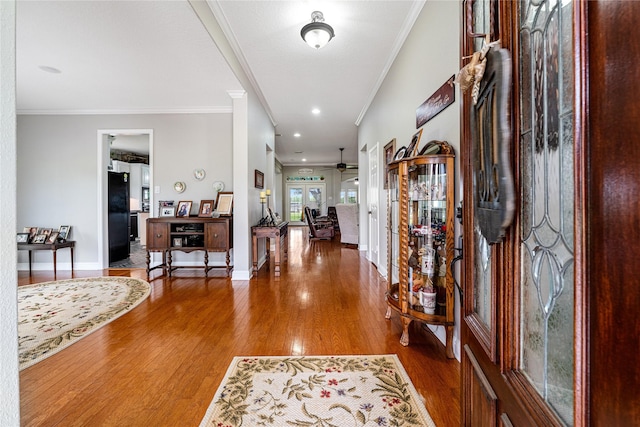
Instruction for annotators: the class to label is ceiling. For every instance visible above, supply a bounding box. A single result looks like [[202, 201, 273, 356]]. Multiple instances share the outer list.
[[16, 0, 424, 167]]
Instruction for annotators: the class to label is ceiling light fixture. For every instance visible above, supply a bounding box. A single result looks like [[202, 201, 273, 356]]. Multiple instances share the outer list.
[[301, 11, 335, 49], [312, 108, 321, 115], [294, 133, 301, 137], [337, 147, 347, 173]]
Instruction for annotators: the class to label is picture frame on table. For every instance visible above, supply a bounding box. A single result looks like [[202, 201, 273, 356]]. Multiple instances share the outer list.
[[46, 232, 59, 244], [216, 192, 234, 216], [32, 234, 47, 244], [198, 200, 215, 217], [383, 138, 396, 190], [24, 227, 38, 243], [58, 225, 71, 241], [254, 169, 264, 189], [160, 206, 176, 217], [17, 233, 29, 244], [173, 238, 183, 247], [404, 128, 423, 158], [176, 201, 192, 218]]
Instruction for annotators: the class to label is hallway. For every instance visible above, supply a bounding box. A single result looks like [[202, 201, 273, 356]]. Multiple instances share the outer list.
[[19, 227, 460, 426]]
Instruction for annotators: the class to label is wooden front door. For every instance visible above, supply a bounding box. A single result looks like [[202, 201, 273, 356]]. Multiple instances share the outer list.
[[460, 1, 640, 425]]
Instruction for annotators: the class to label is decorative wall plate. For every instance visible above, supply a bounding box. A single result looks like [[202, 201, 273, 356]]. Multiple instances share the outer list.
[[174, 181, 186, 193], [213, 181, 225, 192], [393, 146, 407, 161], [194, 169, 206, 181]]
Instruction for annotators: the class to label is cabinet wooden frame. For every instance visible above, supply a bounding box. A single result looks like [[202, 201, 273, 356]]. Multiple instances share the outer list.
[[385, 152, 456, 358]]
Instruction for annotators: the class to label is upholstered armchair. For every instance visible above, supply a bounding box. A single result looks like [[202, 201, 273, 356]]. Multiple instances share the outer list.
[[304, 206, 335, 240], [335, 203, 358, 246]]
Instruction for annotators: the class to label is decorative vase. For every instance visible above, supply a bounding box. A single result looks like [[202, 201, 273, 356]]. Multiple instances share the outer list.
[[420, 290, 437, 315]]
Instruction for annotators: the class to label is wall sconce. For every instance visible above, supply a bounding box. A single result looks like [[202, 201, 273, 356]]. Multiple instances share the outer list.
[[300, 11, 335, 49]]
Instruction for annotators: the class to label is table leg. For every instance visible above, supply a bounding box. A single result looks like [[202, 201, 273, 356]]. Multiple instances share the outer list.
[[266, 237, 271, 270], [274, 236, 280, 277], [167, 250, 173, 277], [70, 246, 74, 275], [204, 250, 209, 277], [28, 250, 32, 276], [53, 249, 57, 278], [252, 234, 258, 274]]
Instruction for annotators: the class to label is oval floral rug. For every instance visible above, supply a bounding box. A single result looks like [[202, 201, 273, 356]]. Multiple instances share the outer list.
[[18, 276, 151, 370]]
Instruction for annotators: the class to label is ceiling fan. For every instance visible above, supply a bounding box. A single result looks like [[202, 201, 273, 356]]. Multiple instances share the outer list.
[[336, 147, 358, 172]]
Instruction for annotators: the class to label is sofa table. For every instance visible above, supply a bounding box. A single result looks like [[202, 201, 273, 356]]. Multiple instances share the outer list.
[[18, 240, 75, 278], [251, 221, 288, 277]]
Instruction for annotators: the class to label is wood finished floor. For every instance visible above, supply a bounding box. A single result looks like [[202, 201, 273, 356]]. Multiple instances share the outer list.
[[19, 226, 460, 426]]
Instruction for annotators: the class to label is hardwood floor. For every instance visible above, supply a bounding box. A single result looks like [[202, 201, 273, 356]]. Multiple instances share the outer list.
[[19, 226, 460, 426]]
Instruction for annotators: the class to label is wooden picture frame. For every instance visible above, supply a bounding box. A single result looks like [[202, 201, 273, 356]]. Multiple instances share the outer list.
[[176, 201, 192, 217], [26, 227, 38, 243], [160, 206, 176, 217], [404, 128, 423, 158], [46, 231, 59, 244], [216, 192, 234, 216], [17, 233, 29, 244], [383, 138, 396, 189], [58, 225, 71, 241], [254, 169, 264, 189], [198, 200, 215, 217]]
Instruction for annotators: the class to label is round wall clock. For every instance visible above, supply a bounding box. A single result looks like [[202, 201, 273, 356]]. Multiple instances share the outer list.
[[193, 169, 206, 181], [174, 181, 186, 193]]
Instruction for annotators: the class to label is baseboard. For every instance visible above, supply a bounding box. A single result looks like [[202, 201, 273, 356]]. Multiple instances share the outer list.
[[232, 270, 251, 281]]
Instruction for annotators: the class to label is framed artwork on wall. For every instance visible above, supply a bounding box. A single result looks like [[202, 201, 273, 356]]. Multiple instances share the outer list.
[[255, 170, 264, 189], [383, 138, 396, 189]]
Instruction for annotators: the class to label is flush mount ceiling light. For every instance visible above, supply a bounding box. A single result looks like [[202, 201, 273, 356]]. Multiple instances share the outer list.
[[301, 11, 335, 49]]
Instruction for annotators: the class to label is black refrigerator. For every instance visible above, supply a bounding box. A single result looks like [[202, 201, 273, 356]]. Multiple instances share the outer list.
[[108, 171, 130, 263]]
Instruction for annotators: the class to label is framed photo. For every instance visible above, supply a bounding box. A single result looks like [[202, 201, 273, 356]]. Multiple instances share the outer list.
[[173, 237, 183, 247], [46, 231, 59, 244], [254, 169, 264, 189], [198, 200, 215, 217], [17, 233, 30, 244], [405, 129, 423, 158], [160, 206, 176, 217], [176, 201, 192, 217], [38, 228, 52, 240], [26, 227, 38, 243], [383, 138, 396, 190], [33, 234, 47, 244], [58, 225, 71, 241], [216, 192, 234, 216]]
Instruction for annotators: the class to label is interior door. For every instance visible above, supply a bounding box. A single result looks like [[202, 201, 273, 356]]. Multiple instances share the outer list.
[[461, 0, 578, 425], [368, 144, 379, 266]]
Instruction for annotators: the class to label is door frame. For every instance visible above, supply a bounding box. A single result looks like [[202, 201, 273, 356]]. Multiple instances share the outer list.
[[97, 129, 153, 268], [284, 181, 327, 225]]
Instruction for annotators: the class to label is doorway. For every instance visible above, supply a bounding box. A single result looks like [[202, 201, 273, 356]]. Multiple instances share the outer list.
[[285, 182, 326, 225], [97, 129, 153, 269]]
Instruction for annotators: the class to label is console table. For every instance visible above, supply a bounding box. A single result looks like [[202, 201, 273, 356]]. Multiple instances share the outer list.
[[251, 221, 288, 277], [146, 217, 233, 277], [18, 240, 75, 278]]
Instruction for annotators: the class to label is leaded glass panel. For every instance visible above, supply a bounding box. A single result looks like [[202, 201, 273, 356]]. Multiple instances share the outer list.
[[519, 0, 574, 424]]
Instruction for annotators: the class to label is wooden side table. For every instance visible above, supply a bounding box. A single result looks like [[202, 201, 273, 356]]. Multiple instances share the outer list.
[[18, 240, 75, 278], [251, 222, 288, 277]]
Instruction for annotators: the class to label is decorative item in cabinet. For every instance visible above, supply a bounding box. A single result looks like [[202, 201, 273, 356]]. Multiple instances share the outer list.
[[385, 142, 455, 358]]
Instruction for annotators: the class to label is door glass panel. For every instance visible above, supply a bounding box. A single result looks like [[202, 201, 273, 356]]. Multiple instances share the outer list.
[[519, 0, 574, 424], [289, 187, 303, 222], [470, 0, 494, 330], [307, 187, 323, 213]]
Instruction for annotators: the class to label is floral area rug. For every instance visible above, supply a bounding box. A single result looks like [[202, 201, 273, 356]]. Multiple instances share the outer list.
[[200, 355, 436, 427], [18, 276, 150, 370]]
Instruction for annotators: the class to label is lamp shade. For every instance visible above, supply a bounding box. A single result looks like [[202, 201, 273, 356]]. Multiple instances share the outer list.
[[301, 11, 334, 49]]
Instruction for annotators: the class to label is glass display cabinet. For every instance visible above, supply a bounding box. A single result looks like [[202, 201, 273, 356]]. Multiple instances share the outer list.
[[386, 145, 455, 358]]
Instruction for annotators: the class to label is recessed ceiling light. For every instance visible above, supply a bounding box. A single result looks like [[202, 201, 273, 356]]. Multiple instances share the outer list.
[[38, 65, 61, 74], [302, 158, 307, 162], [312, 108, 321, 115], [294, 133, 301, 138]]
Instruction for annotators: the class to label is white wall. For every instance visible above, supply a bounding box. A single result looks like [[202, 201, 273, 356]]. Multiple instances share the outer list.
[[358, 0, 462, 360], [0, 0, 20, 424], [17, 113, 232, 270]]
